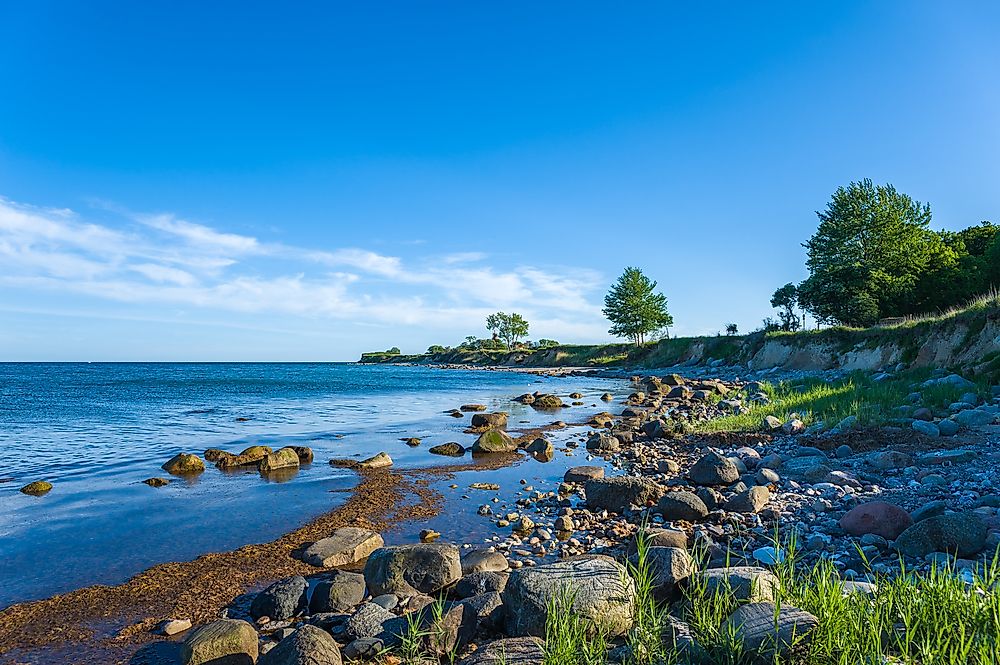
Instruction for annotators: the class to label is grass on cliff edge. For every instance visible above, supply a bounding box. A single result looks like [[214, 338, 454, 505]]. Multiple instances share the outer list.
[[696, 368, 991, 433], [535, 531, 1000, 665]]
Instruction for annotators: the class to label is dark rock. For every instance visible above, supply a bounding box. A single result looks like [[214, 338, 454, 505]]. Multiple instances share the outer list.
[[309, 571, 366, 613], [688, 452, 739, 486], [259, 624, 342, 665], [364, 543, 462, 596], [585, 476, 663, 512], [894, 512, 988, 558], [250, 576, 308, 621]]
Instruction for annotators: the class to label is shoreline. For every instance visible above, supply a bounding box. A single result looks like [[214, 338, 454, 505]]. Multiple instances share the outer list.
[[0, 454, 525, 663]]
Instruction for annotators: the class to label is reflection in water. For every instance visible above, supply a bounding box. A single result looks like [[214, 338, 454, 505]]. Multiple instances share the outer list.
[[260, 466, 300, 483]]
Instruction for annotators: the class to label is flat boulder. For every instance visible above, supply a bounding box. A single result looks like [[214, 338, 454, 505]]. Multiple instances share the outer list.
[[181, 619, 258, 665], [688, 451, 740, 486], [839, 501, 912, 540], [303, 527, 385, 568], [564, 465, 604, 483], [456, 637, 543, 665], [364, 543, 462, 596], [259, 624, 342, 665], [250, 576, 308, 620], [656, 491, 709, 522], [894, 512, 988, 558], [503, 555, 635, 637], [471, 430, 516, 454], [585, 476, 663, 513], [462, 549, 509, 575], [357, 452, 393, 469], [429, 442, 465, 457], [694, 567, 778, 602], [724, 602, 818, 658], [162, 453, 205, 476], [460, 404, 487, 412]]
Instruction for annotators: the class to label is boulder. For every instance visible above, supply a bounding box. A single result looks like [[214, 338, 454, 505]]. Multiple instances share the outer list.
[[953, 408, 998, 428], [456, 637, 543, 665], [585, 476, 662, 512], [143, 477, 170, 487], [629, 547, 693, 600], [358, 452, 392, 469], [303, 527, 385, 568], [502, 555, 636, 637], [525, 438, 554, 459], [162, 453, 205, 476], [724, 602, 818, 658], [181, 619, 258, 665], [688, 451, 740, 486], [894, 512, 988, 558], [455, 571, 510, 598], [839, 501, 913, 540], [462, 549, 509, 575], [472, 430, 517, 454], [656, 491, 709, 522], [216, 445, 272, 469], [250, 576, 308, 620], [289, 446, 314, 463], [471, 412, 508, 429], [564, 466, 604, 483], [344, 603, 393, 641], [260, 447, 300, 474], [19, 480, 53, 496], [911, 420, 940, 437], [643, 528, 688, 550], [309, 571, 367, 613], [725, 486, 770, 514], [429, 442, 465, 457], [460, 404, 487, 412], [364, 543, 462, 596], [531, 394, 564, 409], [694, 567, 778, 602], [585, 433, 620, 453], [259, 624, 342, 665]]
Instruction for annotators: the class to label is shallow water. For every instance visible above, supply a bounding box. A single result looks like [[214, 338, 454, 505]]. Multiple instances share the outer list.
[[0, 362, 624, 608]]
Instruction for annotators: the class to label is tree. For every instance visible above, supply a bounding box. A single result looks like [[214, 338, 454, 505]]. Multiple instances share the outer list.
[[386, 347, 401, 355], [602, 267, 673, 346], [485, 312, 530, 350], [427, 345, 447, 355], [725, 323, 738, 336], [770, 283, 801, 331], [797, 179, 944, 326], [537, 338, 560, 348]]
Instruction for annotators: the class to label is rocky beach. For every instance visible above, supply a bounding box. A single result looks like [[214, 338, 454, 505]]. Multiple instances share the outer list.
[[4, 362, 999, 665]]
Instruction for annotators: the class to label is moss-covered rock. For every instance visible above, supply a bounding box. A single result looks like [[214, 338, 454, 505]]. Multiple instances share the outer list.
[[472, 430, 517, 454], [429, 442, 466, 457], [162, 453, 205, 476], [260, 447, 300, 474], [531, 394, 564, 409], [143, 477, 171, 488], [20, 480, 53, 496], [215, 445, 272, 469]]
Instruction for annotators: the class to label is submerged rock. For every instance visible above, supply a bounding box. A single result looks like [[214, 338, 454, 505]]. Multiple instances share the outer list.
[[143, 477, 170, 488], [429, 442, 466, 457], [20, 480, 53, 496], [162, 453, 205, 476]]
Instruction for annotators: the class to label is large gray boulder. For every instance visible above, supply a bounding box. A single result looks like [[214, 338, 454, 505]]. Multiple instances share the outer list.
[[259, 624, 342, 665], [628, 547, 693, 600], [303, 527, 385, 568], [250, 576, 308, 620], [656, 491, 709, 522], [309, 571, 367, 613], [181, 619, 258, 665], [688, 451, 740, 486], [585, 476, 662, 512], [456, 637, 543, 665], [723, 602, 818, 658], [894, 512, 988, 558], [364, 543, 462, 596], [502, 555, 636, 637], [694, 567, 778, 602], [344, 603, 394, 641]]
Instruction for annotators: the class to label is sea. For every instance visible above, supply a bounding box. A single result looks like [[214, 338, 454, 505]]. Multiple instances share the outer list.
[[0, 362, 625, 609]]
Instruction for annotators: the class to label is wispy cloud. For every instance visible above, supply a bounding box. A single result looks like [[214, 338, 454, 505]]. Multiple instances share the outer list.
[[0, 196, 609, 341]]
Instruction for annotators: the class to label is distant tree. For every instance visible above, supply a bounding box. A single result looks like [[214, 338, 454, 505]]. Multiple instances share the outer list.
[[537, 338, 560, 348], [759, 317, 781, 333], [725, 323, 738, 336], [797, 179, 945, 326], [602, 267, 673, 346], [485, 312, 530, 350], [386, 347, 401, 355], [770, 283, 801, 332], [427, 345, 447, 355]]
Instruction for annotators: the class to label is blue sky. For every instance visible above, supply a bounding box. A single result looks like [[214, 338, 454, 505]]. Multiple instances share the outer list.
[[2, 2, 999, 361]]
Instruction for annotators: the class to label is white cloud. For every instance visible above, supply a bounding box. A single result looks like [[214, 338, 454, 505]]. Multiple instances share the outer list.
[[0, 196, 611, 341]]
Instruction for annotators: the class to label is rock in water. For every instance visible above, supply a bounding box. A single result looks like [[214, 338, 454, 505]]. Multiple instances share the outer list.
[[259, 624, 342, 665], [894, 512, 988, 558], [143, 477, 170, 488], [471, 430, 516, 453], [502, 555, 636, 637], [471, 412, 508, 429], [531, 394, 563, 409], [289, 446, 314, 463], [260, 447, 300, 474], [564, 466, 604, 483], [429, 442, 465, 457], [460, 404, 487, 412], [250, 576, 308, 620], [656, 491, 709, 522], [357, 452, 393, 469], [364, 543, 462, 596], [181, 619, 258, 665], [585, 476, 663, 512], [161, 453, 205, 476], [302, 527, 385, 568], [839, 501, 913, 540], [688, 451, 739, 486], [19, 480, 53, 496], [585, 433, 620, 453], [309, 571, 367, 613], [724, 602, 818, 658]]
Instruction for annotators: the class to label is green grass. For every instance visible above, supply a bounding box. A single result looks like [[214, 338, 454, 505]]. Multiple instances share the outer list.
[[697, 369, 989, 433]]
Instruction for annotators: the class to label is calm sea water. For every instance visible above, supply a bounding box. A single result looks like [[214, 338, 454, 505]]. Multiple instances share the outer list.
[[0, 363, 624, 608]]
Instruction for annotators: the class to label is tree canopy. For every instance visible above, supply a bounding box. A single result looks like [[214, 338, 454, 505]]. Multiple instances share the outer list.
[[485, 312, 529, 350], [602, 267, 673, 346]]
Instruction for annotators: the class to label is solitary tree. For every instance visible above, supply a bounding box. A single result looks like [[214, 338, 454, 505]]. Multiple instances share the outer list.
[[725, 323, 738, 336], [797, 179, 946, 326], [602, 267, 673, 346], [485, 312, 530, 350], [770, 283, 801, 331]]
